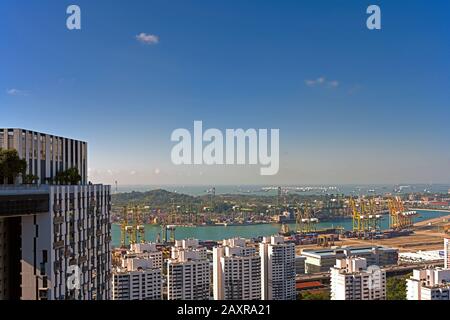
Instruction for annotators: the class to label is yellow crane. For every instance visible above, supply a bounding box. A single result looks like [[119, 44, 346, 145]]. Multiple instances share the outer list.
[[126, 207, 137, 245], [359, 199, 370, 232], [120, 206, 128, 248], [368, 199, 382, 232], [388, 196, 417, 230], [134, 205, 146, 243], [120, 205, 137, 247], [296, 203, 318, 234], [350, 198, 364, 234]]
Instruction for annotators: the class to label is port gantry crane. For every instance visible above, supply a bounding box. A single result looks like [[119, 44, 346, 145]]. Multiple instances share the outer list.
[[349, 197, 371, 237], [120, 205, 136, 247], [134, 205, 146, 243], [120, 205, 147, 248], [159, 199, 177, 244], [350, 197, 363, 235], [295, 202, 319, 234], [120, 206, 128, 248], [388, 196, 417, 230], [367, 198, 382, 232]]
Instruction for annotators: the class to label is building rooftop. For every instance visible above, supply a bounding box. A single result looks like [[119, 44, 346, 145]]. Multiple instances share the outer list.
[[1, 128, 87, 144], [302, 245, 397, 258]]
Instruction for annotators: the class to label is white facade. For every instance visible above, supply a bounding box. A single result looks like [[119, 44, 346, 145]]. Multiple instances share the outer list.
[[407, 268, 450, 300], [0, 129, 111, 300], [20, 184, 112, 300], [399, 249, 445, 263], [213, 238, 261, 300], [171, 239, 207, 261], [0, 219, 7, 299], [112, 257, 162, 300], [260, 235, 296, 300], [407, 239, 450, 300], [167, 239, 210, 300], [295, 255, 306, 275], [330, 257, 386, 300], [445, 237, 450, 269], [126, 243, 163, 269]]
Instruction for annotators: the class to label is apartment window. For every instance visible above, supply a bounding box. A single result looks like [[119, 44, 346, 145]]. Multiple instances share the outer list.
[[40, 262, 46, 276], [33, 135, 38, 158], [7, 131, 14, 149], [40, 135, 46, 160], [21, 132, 26, 158], [27, 132, 32, 157]]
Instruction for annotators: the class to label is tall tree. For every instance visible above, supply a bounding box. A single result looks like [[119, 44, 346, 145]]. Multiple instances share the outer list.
[[0, 149, 27, 184]]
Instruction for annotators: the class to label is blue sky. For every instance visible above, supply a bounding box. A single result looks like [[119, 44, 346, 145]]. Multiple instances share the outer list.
[[1, 0, 449, 185]]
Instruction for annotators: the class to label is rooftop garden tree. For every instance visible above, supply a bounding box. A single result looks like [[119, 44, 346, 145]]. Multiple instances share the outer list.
[[0, 148, 27, 185]]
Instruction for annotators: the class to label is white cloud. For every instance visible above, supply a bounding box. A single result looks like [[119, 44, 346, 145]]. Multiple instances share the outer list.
[[305, 77, 339, 88], [328, 80, 339, 88], [135, 33, 159, 45], [6, 88, 27, 96], [348, 84, 362, 95]]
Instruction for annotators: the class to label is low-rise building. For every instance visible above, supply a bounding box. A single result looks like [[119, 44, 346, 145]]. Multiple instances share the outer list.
[[302, 246, 398, 274]]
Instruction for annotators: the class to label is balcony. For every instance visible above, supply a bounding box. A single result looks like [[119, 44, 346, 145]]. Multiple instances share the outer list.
[[53, 240, 65, 249], [54, 216, 65, 224], [0, 186, 49, 217]]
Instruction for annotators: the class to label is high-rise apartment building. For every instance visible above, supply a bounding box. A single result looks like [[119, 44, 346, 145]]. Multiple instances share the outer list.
[[213, 238, 261, 300], [127, 243, 163, 269], [406, 238, 450, 300], [259, 235, 295, 300], [330, 257, 386, 300], [406, 268, 450, 300], [295, 255, 306, 275], [112, 256, 162, 300], [167, 239, 210, 300], [0, 128, 111, 300]]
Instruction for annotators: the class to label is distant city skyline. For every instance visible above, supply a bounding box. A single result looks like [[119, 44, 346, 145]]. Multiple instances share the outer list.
[[1, 1, 449, 185]]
